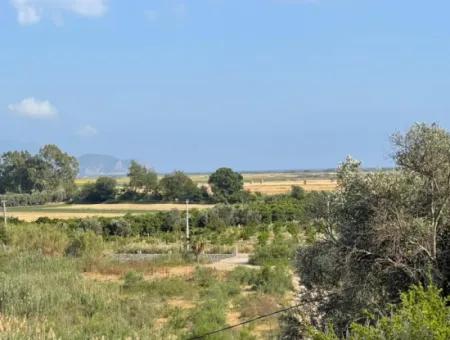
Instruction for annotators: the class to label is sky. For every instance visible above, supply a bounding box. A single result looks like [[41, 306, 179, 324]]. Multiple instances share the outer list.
[[1, 0, 450, 172]]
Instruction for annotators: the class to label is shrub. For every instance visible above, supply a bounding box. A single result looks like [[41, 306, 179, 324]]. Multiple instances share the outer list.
[[250, 265, 293, 295], [105, 219, 133, 237], [194, 267, 218, 288], [66, 231, 104, 260], [0, 190, 67, 207], [229, 266, 258, 286], [309, 284, 450, 340], [238, 294, 279, 319], [78, 218, 103, 234], [8, 224, 69, 256], [250, 237, 296, 266], [122, 271, 145, 290]]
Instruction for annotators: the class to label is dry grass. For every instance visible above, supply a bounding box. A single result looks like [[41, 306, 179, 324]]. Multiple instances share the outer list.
[[8, 211, 127, 222], [55, 203, 213, 211], [244, 179, 337, 195], [9, 203, 213, 222]]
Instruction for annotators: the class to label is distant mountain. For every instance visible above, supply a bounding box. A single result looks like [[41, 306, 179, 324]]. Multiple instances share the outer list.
[[78, 154, 132, 177]]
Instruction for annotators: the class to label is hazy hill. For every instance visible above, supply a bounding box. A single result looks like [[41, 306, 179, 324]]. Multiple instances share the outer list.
[[78, 154, 132, 177]]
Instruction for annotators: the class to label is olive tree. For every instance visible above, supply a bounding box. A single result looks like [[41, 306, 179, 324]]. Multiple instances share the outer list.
[[208, 167, 244, 203], [296, 123, 450, 336]]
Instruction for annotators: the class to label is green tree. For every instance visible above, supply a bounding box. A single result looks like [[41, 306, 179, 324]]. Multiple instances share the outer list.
[[159, 171, 200, 202], [128, 160, 158, 194], [0, 151, 34, 193], [80, 177, 117, 203], [297, 123, 450, 336], [0, 145, 78, 195], [208, 167, 244, 203], [38, 144, 79, 193]]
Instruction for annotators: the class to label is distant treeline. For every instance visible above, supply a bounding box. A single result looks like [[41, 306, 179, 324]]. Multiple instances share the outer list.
[[0, 145, 259, 205]]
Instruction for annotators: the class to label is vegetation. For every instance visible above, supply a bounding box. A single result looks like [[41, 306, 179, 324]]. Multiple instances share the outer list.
[[309, 284, 450, 340], [1, 123, 449, 339], [295, 123, 450, 337], [208, 167, 244, 203], [76, 176, 118, 203], [0, 145, 78, 204]]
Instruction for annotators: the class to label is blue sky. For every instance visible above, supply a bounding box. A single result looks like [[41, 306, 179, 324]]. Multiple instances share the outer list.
[[1, 0, 450, 172]]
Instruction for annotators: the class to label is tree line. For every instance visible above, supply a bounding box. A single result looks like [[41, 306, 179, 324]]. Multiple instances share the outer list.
[[0, 144, 250, 205], [76, 162, 248, 204]]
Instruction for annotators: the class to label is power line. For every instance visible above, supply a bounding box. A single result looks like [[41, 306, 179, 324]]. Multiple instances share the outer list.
[[187, 303, 303, 340]]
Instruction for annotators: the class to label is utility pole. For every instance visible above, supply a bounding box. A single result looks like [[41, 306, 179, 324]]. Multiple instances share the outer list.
[[1, 200, 6, 228], [185, 199, 190, 252]]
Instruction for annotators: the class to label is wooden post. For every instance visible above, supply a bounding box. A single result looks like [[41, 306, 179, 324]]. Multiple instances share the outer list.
[[1, 200, 6, 228], [185, 199, 190, 252]]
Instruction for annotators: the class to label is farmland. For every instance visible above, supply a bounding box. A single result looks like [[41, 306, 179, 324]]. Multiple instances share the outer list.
[[9, 172, 337, 222], [75, 171, 338, 194], [8, 203, 214, 222]]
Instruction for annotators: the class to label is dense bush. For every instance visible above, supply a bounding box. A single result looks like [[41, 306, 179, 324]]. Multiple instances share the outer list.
[[0, 190, 68, 207], [75, 177, 117, 203], [250, 265, 293, 295], [250, 236, 297, 266], [309, 284, 450, 340]]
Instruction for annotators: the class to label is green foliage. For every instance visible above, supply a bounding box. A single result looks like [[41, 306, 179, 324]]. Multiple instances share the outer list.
[[250, 236, 296, 266], [297, 123, 450, 336], [0, 190, 68, 207], [0, 145, 78, 195], [8, 223, 69, 256], [208, 167, 244, 203], [291, 185, 306, 200], [159, 171, 203, 202], [310, 284, 450, 340], [0, 254, 162, 338], [128, 160, 158, 194], [77, 176, 117, 203], [250, 265, 293, 295], [122, 271, 145, 290], [66, 231, 104, 259]]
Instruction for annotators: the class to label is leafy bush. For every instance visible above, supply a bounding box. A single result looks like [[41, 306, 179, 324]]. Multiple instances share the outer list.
[[309, 284, 450, 340], [250, 237, 296, 266], [250, 265, 293, 295], [104, 218, 133, 236]]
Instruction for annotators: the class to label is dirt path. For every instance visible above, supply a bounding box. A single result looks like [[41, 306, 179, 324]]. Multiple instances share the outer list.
[[206, 254, 256, 271]]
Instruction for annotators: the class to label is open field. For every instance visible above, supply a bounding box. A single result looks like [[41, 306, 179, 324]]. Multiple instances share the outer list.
[[8, 203, 214, 222], [244, 179, 337, 195], [76, 171, 338, 195], [0, 220, 299, 338]]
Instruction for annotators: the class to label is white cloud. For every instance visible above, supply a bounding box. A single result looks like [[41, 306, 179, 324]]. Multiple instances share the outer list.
[[77, 124, 98, 137], [10, 0, 108, 25], [8, 97, 58, 119]]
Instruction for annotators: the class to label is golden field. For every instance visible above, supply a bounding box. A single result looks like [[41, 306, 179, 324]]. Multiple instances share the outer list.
[[76, 171, 337, 196], [244, 179, 337, 195], [10, 172, 337, 222], [8, 203, 214, 222]]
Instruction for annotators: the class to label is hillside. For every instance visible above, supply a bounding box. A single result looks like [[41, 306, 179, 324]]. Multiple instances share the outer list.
[[78, 154, 132, 177]]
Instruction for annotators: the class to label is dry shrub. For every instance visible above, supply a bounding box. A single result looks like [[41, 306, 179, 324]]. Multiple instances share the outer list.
[[0, 315, 57, 339], [239, 294, 279, 319]]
